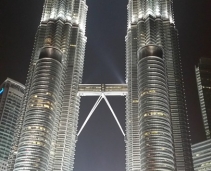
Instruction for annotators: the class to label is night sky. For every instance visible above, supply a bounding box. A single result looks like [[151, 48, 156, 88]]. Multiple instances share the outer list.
[[0, 0, 211, 170]]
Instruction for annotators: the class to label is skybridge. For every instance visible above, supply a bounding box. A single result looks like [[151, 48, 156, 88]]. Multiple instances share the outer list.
[[77, 84, 128, 137]]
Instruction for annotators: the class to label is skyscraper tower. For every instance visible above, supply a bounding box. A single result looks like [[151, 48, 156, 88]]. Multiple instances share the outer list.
[[195, 58, 211, 139], [0, 78, 25, 171], [7, 0, 87, 170], [125, 0, 193, 170]]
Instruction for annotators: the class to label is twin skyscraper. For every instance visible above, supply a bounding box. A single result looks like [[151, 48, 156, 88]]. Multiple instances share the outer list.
[[7, 0, 193, 170]]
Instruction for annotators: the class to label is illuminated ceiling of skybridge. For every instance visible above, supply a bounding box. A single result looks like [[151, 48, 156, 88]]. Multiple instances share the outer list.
[[78, 84, 128, 96], [77, 84, 127, 137]]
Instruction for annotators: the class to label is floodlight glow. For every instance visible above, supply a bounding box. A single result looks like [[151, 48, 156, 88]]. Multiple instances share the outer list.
[[0, 88, 4, 94]]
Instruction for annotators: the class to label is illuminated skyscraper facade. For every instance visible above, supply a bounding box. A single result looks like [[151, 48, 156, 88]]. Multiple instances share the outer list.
[[192, 58, 211, 171], [195, 58, 211, 139], [0, 78, 24, 171], [7, 0, 87, 170], [125, 0, 193, 170], [192, 139, 211, 171], [6, 0, 193, 171]]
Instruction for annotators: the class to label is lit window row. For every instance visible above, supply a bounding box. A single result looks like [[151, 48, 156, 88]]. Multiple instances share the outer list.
[[199, 167, 211, 171], [106, 86, 126, 89], [29, 98, 54, 110], [143, 112, 167, 117], [133, 100, 138, 103], [146, 144, 166, 151], [31, 141, 45, 147], [30, 103, 53, 110], [202, 86, 211, 89], [144, 131, 159, 136], [79, 88, 100, 91], [34, 92, 52, 97], [27, 126, 47, 132], [140, 90, 156, 97], [201, 162, 211, 167], [206, 130, 210, 135]]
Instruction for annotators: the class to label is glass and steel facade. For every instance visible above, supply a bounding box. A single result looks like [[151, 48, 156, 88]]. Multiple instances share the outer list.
[[0, 78, 25, 171], [6, 0, 194, 170], [192, 139, 211, 171], [125, 0, 193, 170], [138, 45, 175, 170], [195, 58, 211, 139], [7, 0, 87, 170]]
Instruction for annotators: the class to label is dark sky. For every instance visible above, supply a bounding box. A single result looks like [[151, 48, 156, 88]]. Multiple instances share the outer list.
[[0, 0, 211, 171]]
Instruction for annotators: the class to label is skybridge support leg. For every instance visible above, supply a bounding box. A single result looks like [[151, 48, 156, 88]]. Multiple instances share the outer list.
[[77, 95, 103, 136], [77, 93, 125, 137], [102, 94, 125, 136]]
